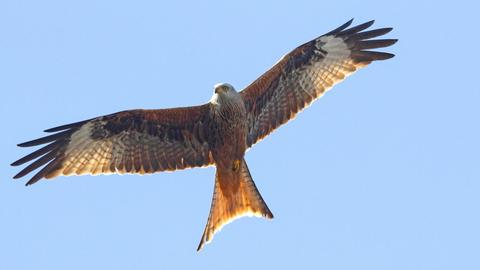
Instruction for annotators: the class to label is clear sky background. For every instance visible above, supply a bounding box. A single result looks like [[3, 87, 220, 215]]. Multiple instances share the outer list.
[[1, 1, 479, 269]]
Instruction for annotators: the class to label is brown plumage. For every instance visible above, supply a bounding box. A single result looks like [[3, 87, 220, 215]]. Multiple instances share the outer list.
[[11, 19, 397, 250]]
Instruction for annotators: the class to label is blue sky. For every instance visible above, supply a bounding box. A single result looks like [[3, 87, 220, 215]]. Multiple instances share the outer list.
[[1, 0, 479, 269]]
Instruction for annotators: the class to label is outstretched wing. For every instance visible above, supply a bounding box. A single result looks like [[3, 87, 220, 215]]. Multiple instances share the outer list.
[[240, 19, 397, 147], [12, 104, 215, 185]]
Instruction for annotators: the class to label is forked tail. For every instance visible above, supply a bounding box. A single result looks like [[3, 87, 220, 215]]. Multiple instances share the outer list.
[[197, 159, 273, 251]]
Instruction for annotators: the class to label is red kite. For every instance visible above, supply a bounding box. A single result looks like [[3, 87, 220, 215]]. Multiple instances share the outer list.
[[12, 19, 396, 250]]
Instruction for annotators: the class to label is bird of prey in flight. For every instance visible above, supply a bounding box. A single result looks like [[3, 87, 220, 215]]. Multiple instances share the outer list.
[[12, 19, 397, 251]]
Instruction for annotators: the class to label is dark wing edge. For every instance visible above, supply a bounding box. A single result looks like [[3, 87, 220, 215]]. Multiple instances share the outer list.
[[240, 19, 397, 147], [11, 105, 215, 186], [11, 121, 86, 186]]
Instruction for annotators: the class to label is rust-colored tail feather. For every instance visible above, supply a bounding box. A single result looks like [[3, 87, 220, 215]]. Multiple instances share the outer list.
[[197, 159, 273, 251]]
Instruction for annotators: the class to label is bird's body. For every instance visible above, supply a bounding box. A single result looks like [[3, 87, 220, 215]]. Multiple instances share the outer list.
[[12, 19, 397, 250], [201, 84, 273, 248], [210, 84, 248, 170]]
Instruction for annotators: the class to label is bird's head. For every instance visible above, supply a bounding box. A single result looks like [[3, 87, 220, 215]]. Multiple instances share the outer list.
[[210, 83, 240, 105], [214, 83, 236, 95]]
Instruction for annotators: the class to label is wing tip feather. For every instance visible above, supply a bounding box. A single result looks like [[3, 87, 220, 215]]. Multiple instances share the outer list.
[[17, 141, 33, 147], [325, 18, 354, 36], [337, 20, 396, 63], [43, 119, 90, 133], [352, 51, 396, 62], [11, 160, 21, 167]]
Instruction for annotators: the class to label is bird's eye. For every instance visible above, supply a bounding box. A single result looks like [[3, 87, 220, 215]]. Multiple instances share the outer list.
[[223, 86, 229, 91]]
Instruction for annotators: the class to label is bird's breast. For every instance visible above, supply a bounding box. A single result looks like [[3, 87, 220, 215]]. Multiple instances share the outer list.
[[210, 98, 248, 167]]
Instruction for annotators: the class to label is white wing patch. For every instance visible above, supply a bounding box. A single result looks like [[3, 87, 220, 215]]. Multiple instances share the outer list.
[[59, 121, 114, 176], [312, 35, 360, 95]]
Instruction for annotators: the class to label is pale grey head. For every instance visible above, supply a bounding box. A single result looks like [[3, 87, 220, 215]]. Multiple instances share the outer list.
[[214, 83, 236, 94], [210, 83, 241, 106]]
